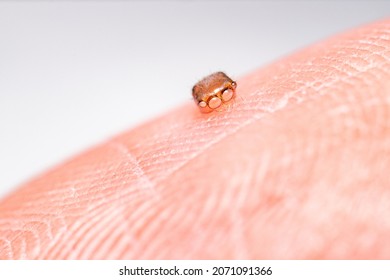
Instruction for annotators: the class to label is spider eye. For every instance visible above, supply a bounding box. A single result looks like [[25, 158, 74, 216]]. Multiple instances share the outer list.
[[222, 88, 234, 102]]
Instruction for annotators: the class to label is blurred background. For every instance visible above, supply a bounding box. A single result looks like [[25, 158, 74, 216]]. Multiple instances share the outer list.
[[0, 0, 389, 198]]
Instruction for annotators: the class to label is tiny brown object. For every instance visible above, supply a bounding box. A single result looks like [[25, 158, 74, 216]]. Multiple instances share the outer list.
[[192, 72, 237, 113]]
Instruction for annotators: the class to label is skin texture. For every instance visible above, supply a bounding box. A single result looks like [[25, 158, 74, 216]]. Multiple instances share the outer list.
[[0, 19, 390, 259]]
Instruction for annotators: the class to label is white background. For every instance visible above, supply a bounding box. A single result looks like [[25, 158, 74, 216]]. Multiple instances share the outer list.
[[0, 1, 389, 198], [1, 260, 390, 280]]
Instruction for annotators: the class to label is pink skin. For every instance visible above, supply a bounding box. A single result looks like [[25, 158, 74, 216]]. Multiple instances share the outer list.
[[0, 19, 390, 259]]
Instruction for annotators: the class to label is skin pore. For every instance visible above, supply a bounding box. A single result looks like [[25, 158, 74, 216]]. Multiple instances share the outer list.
[[0, 19, 389, 259]]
